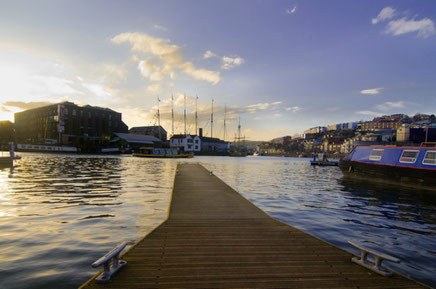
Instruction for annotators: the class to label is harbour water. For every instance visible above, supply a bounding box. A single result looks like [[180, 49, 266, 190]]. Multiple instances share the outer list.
[[0, 154, 434, 288]]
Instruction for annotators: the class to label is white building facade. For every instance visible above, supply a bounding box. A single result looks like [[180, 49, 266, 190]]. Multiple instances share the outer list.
[[169, 134, 201, 152]]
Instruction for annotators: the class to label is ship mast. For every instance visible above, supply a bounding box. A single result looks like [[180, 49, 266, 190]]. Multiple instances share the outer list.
[[184, 94, 187, 136], [211, 98, 214, 138], [223, 104, 227, 141], [195, 95, 198, 135], [157, 96, 161, 140], [171, 94, 174, 136]]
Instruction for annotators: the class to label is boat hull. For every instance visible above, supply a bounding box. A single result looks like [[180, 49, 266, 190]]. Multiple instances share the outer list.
[[339, 145, 436, 191], [311, 160, 338, 166]]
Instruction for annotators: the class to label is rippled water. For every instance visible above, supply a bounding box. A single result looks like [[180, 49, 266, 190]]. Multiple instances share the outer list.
[[0, 154, 435, 288]]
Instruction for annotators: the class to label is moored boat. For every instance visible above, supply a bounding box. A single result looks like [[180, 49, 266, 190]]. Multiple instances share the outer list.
[[339, 144, 436, 190], [311, 160, 339, 166], [132, 147, 194, 158]]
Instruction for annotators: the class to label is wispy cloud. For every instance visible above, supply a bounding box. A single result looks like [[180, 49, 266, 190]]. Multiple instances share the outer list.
[[374, 101, 407, 111], [153, 24, 168, 32], [221, 56, 245, 70], [284, 106, 302, 112], [3, 101, 54, 110], [244, 101, 282, 113], [360, 87, 384, 95], [203, 50, 245, 70], [146, 84, 162, 94], [286, 5, 297, 15], [112, 32, 220, 85], [372, 7, 395, 24], [203, 50, 217, 59], [356, 110, 381, 116], [385, 17, 435, 38], [372, 7, 435, 38], [356, 100, 412, 117]]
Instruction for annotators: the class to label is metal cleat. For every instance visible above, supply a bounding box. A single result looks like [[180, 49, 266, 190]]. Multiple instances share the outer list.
[[92, 241, 128, 283], [348, 241, 400, 277]]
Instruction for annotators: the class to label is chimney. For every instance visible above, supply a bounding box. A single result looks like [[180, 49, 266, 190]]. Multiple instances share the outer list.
[[199, 128, 203, 137]]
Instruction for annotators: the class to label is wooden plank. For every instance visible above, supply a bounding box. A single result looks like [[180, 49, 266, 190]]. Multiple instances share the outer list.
[[80, 163, 425, 289]]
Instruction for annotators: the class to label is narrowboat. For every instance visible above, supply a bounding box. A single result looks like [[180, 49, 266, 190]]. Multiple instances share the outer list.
[[339, 144, 436, 190], [132, 147, 194, 158]]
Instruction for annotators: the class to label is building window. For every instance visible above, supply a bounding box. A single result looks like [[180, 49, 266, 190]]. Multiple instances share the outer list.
[[195, 145, 198, 150], [423, 151, 436, 165], [195, 139, 199, 144], [72, 109, 76, 116], [399, 150, 419, 163], [369, 149, 384, 161], [65, 108, 68, 115]]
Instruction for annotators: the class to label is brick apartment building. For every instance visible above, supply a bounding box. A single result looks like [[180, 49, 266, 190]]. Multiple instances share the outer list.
[[14, 102, 128, 152]]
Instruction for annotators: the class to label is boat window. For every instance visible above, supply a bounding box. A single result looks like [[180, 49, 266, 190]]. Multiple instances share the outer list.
[[399, 150, 419, 163], [369, 149, 384, 161], [423, 151, 436, 165]]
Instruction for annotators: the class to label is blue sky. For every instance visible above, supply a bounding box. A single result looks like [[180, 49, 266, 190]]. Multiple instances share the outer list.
[[0, 0, 435, 140]]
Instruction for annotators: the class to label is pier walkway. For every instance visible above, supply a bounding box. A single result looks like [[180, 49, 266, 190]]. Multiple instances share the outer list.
[[81, 163, 424, 288]]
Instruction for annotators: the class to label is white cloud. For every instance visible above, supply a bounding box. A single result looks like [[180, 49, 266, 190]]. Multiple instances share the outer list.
[[203, 50, 217, 59], [372, 7, 395, 24], [286, 5, 297, 15], [153, 24, 168, 32], [137, 60, 166, 81], [221, 55, 245, 70], [112, 32, 220, 85], [374, 101, 407, 111], [244, 101, 282, 113], [81, 82, 112, 99], [360, 87, 384, 95], [372, 7, 435, 38], [146, 84, 162, 94], [285, 106, 302, 112], [357, 110, 381, 116], [385, 17, 435, 38]]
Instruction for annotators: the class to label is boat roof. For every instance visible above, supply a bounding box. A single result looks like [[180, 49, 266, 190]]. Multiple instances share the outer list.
[[357, 145, 436, 149]]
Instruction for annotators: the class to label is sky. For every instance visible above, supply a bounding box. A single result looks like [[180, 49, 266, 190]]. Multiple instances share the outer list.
[[0, 0, 435, 141]]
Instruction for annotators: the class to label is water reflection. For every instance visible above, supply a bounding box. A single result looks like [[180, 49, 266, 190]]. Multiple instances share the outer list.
[[0, 155, 435, 288], [0, 153, 176, 289], [193, 156, 436, 287]]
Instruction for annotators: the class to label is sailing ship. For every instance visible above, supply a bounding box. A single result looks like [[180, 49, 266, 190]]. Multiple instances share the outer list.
[[230, 118, 247, 157]]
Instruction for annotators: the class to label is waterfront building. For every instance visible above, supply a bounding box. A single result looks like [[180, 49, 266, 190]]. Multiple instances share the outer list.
[[304, 126, 327, 136], [322, 139, 343, 153], [360, 121, 402, 131], [169, 134, 201, 152], [200, 136, 230, 153], [0, 120, 14, 147], [129, 125, 167, 141], [14, 102, 128, 152], [111, 133, 162, 152], [397, 127, 436, 143]]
